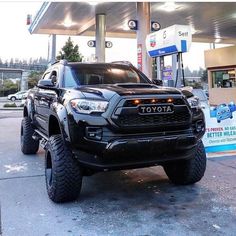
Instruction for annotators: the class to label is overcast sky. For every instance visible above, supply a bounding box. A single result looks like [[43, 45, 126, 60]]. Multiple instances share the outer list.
[[0, 2, 48, 60], [0, 1, 218, 71]]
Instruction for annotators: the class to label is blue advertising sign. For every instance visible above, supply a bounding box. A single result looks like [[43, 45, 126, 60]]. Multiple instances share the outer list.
[[162, 67, 172, 80], [202, 101, 236, 153]]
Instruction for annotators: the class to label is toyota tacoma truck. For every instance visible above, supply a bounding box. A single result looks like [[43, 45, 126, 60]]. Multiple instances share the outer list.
[[20, 60, 206, 203]]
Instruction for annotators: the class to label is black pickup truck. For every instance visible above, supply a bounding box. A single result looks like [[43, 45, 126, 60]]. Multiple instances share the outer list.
[[20, 60, 206, 203]]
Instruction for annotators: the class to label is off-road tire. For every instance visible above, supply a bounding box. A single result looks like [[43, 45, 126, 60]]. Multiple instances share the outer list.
[[21, 117, 39, 154], [163, 140, 206, 185], [45, 134, 83, 203]]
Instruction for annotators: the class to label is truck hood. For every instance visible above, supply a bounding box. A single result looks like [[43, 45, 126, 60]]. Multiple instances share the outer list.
[[76, 84, 182, 100]]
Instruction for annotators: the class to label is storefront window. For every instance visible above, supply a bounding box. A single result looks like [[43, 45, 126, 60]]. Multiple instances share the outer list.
[[212, 69, 236, 88]]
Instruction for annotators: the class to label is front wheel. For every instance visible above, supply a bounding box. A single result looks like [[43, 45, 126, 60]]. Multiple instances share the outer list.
[[45, 134, 83, 203], [11, 96, 16, 101], [21, 117, 39, 154], [163, 140, 206, 185]]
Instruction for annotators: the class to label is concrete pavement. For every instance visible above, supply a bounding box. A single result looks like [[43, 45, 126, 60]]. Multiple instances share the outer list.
[[0, 111, 236, 236]]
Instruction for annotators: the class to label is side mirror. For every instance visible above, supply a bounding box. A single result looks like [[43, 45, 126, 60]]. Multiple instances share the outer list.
[[37, 79, 54, 88], [181, 89, 194, 99], [152, 79, 163, 86]]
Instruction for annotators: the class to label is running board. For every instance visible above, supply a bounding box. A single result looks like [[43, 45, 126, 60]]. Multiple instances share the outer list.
[[33, 130, 49, 149]]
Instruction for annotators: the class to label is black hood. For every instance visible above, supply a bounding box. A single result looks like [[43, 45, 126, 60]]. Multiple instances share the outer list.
[[75, 84, 182, 101]]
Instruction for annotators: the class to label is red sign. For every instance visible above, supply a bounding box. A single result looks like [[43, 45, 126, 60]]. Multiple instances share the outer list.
[[150, 35, 156, 47], [26, 14, 32, 25], [137, 44, 142, 71]]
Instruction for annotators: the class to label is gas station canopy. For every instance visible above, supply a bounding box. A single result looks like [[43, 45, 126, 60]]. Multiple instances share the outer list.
[[30, 2, 236, 44]]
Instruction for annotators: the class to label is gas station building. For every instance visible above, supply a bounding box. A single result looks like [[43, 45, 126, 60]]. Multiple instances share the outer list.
[[205, 45, 236, 105]]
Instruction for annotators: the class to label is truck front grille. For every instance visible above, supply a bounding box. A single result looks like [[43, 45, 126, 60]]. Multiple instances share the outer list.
[[116, 112, 190, 127], [111, 97, 191, 129], [123, 98, 185, 107]]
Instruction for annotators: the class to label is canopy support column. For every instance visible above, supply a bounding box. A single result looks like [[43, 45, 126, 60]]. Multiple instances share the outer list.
[[137, 2, 152, 78], [96, 14, 106, 62]]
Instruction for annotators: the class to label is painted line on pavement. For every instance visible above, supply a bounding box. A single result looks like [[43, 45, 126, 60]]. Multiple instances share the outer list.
[[0, 174, 44, 181]]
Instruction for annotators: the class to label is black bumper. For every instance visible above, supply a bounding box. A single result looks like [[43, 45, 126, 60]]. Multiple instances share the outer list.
[[72, 134, 197, 171]]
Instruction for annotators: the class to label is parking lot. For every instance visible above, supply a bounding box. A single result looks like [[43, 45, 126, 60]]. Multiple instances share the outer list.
[[0, 110, 236, 236]]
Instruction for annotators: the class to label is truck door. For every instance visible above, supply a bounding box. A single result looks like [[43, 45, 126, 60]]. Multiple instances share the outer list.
[[34, 70, 58, 134]]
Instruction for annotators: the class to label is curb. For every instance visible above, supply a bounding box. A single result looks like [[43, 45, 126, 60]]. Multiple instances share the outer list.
[[0, 108, 23, 111]]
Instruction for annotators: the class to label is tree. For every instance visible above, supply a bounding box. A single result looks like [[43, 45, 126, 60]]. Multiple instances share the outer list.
[[28, 71, 44, 89], [9, 58, 14, 67], [200, 69, 208, 83], [184, 66, 192, 77], [57, 37, 83, 62]]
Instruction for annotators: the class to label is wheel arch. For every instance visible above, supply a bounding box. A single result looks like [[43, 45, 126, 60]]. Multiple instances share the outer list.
[[48, 108, 70, 142], [25, 98, 34, 120], [23, 106, 28, 117], [48, 115, 62, 137]]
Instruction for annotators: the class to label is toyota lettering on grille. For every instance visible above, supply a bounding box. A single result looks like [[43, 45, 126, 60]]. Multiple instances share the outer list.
[[138, 104, 174, 115]]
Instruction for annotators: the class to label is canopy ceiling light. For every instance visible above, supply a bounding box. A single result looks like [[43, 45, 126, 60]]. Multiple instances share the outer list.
[[158, 2, 182, 12], [88, 2, 99, 6], [60, 15, 76, 28], [122, 20, 131, 31], [215, 38, 221, 43], [190, 26, 201, 35]]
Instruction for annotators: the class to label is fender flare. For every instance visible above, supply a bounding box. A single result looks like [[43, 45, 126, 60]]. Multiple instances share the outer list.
[[48, 102, 71, 142], [25, 98, 34, 120]]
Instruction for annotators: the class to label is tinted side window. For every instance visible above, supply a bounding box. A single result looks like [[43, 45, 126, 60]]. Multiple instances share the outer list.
[[42, 72, 51, 80], [64, 67, 78, 88], [50, 70, 58, 86]]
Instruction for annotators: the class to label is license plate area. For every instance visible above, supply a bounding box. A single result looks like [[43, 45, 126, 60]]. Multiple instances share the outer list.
[[138, 104, 174, 115]]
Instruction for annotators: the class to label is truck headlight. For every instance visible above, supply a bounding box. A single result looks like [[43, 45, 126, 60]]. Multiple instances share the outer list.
[[187, 96, 200, 108], [70, 99, 108, 114]]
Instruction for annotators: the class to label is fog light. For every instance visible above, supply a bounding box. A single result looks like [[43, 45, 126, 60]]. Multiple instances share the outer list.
[[195, 120, 204, 132], [85, 127, 102, 141]]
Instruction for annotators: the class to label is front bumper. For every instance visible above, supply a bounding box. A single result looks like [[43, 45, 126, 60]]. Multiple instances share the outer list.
[[67, 95, 205, 171], [72, 132, 197, 171]]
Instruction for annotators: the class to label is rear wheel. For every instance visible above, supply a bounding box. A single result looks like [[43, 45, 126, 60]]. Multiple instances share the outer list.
[[163, 140, 206, 185], [21, 117, 39, 154], [45, 134, 83, 203], [11, 96, 16, 101]]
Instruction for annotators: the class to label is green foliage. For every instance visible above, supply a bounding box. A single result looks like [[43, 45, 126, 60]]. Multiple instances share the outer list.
[[200, 69, 208, 83], [3, 103, 17, 108], [0, 79, 18, 96], [0, 57, 47, 72], [28, 71, 44, 89], [57, 37, 83, 62]]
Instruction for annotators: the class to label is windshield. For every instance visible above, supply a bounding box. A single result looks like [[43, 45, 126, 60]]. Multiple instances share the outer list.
[[66, 65, 149, 86]]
